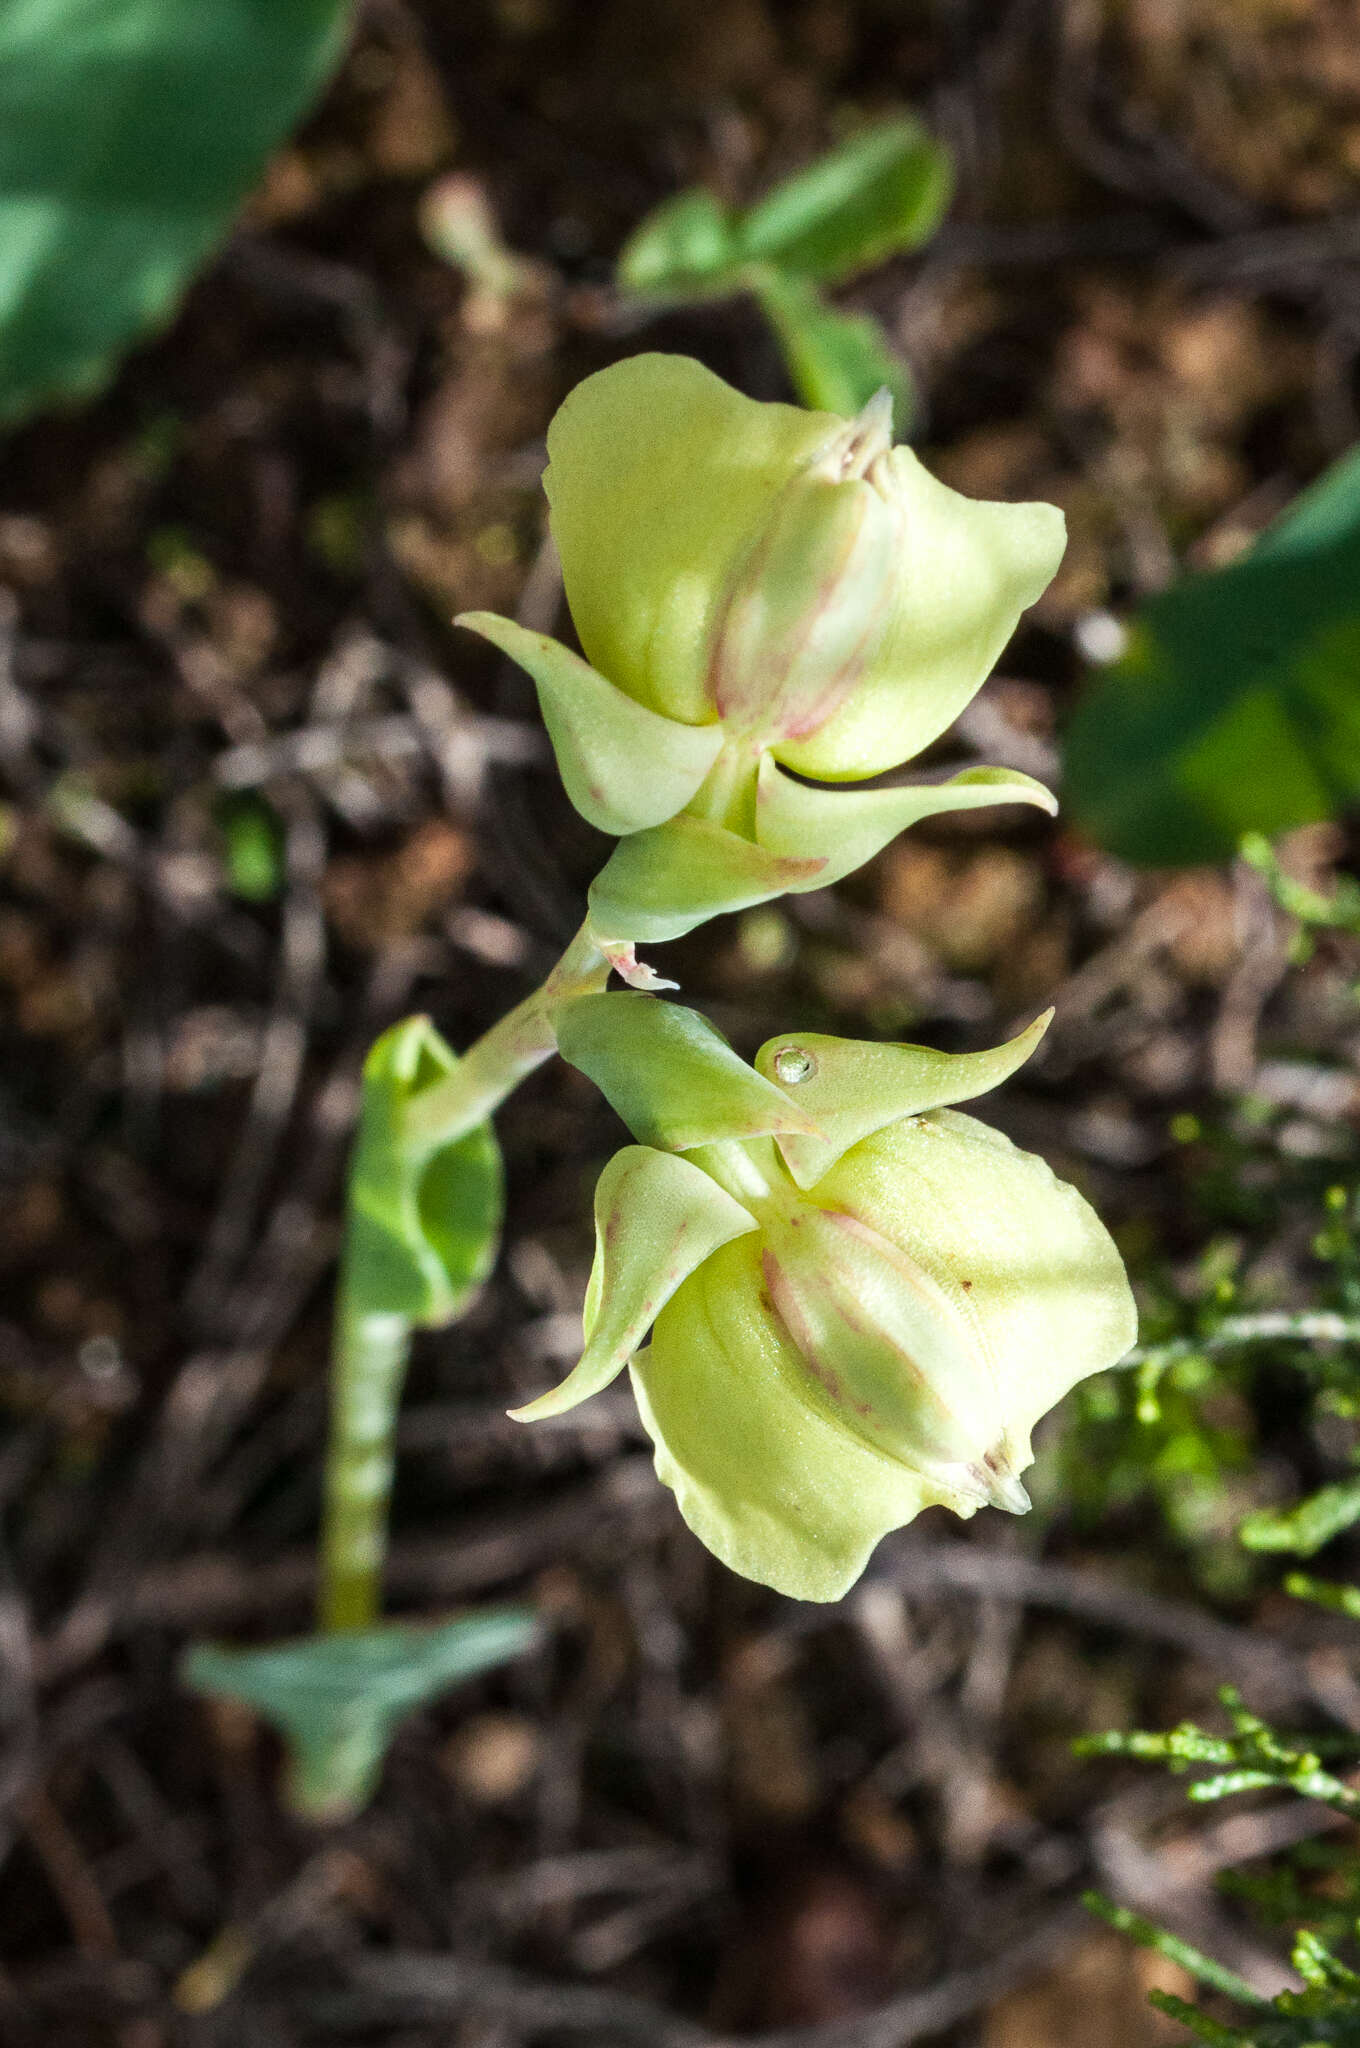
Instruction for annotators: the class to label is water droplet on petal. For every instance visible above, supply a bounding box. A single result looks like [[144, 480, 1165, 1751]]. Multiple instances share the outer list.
[[774, 1044, 816, 1086]]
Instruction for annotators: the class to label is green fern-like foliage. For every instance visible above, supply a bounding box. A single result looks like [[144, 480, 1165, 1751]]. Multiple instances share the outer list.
[[1078, 1063, 1360, 2043], [1087, 1893, 1360, 2046], [1076, 1686, 1360, 1812]]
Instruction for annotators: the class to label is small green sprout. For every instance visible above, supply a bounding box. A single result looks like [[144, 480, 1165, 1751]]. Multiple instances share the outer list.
[[617, 116, 954, 420]]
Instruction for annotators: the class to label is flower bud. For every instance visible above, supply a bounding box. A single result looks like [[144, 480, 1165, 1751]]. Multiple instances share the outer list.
[[460, 353, 1065, 950], [703, 391, 901, 750], [514, 997, 1136, 1600]]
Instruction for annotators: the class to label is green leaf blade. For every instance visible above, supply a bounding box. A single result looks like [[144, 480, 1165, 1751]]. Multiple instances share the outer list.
[[0, 0, 355, 423], [617, 186, 744, 301], [737, 116, 953, 283], [1064, 446, 1360, 866], [1241, 1475, 1360, 1558], [183, 1609, 540, 1820]]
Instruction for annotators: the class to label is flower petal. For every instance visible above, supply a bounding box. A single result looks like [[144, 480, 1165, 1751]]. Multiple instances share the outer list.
[[754, 1010, 1052, 1189], [457, 611, 723, 836], [631, 1237, 959, 1601], [509, 1146, 757, 1421], [755, 754, 1057, 888], [770, 450, 1065, 780], [817, 1108, 1137, 1464], [588, 813, 825, 946], [555, 993, 822, 1152], [545, 353, 839, 723]]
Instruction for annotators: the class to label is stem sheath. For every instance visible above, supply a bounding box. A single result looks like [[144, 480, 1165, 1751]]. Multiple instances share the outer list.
[[320, 1291, 411, 1632], [317, 919, 610, 1633]]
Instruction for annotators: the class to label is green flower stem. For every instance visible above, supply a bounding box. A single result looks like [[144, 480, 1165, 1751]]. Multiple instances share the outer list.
[[401, 921, 609, 1157], [317, 921, 610, 1637], [320, 1293, 412, 1632], [1125, 1311, 1360, 1369]]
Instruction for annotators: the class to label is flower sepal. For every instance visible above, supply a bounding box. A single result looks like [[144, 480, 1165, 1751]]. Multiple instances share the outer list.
[[753, 1008, 1054, 1187], [508, 1144, 756, 1421], [456, 610, 723, 836], [554, 992, 822, 1152]]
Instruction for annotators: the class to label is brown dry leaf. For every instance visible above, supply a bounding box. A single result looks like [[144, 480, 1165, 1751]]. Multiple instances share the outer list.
[[1118, 0, 1360, 211], [878, 843, 1046, 975], [982, 1929, 1191, 2048], [933, 424, 1056, 503], [1159, 872, 1243, 988], [325, 818, 473, 948]]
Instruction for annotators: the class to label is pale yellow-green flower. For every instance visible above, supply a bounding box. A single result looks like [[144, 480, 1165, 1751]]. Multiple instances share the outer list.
[[459, 353, 1066, 961], [511, 994, 1136, 1601]]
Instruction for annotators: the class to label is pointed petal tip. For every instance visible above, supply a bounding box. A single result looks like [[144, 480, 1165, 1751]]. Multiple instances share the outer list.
[[986, 1468, 1032, 1515], [857, 385, 894, 439]]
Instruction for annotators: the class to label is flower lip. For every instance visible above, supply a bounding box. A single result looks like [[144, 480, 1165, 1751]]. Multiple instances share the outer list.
[[758, 1200, 1021, 1508], [705, 440, 904, 749]]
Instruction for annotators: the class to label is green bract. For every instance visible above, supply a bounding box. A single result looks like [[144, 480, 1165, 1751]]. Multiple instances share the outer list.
[[459, 353, 1064, 955], [529, 996, 1137, 1601]]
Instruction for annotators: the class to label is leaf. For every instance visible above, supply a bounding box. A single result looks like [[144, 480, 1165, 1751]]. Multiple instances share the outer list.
[[183, 1609, 539, 1819], [616, 187, 743, 301], [1064, 444, 1360, 866], [218, 794, 284, 902], [345, 1018, 503, 1329], [0, 0, 355, 424], [554, 992, 821, 1153], [1240, 1475, 1360, 1557], [753, 268, 914, 423], [737, 116, 954, 284]]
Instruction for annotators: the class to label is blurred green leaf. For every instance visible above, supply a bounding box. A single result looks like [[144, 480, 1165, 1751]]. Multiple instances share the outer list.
[[737, 115, 953, 283], [1064, 443, 1360, 866], [0, 0, 355, 424], [615, 116, 948, 423], [753, 268, 913, 423], [184, 1609, 540, 1819], [1241, 1474, 1360, 1557], [219, 796, 284, 903], [345, 1017, 503, 1328], [617, 188, 742, 301]]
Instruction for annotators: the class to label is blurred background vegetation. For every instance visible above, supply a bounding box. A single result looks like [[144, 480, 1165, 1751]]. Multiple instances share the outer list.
[[3, 1, 1360, 2043]]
